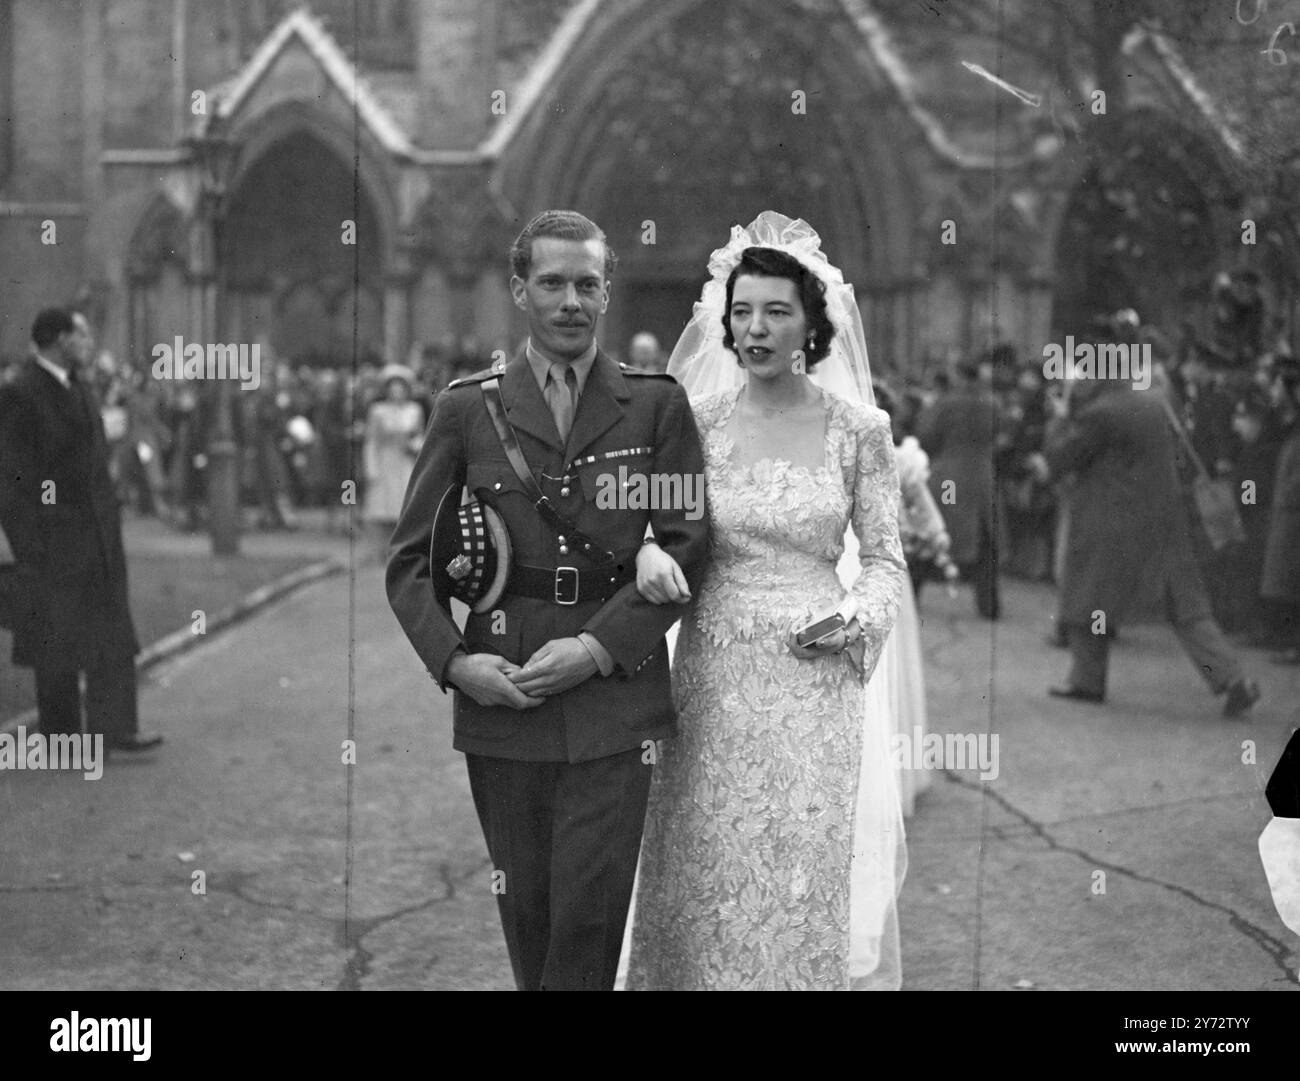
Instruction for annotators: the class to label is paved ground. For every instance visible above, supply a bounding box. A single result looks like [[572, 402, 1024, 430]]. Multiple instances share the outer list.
[[904, 584, 1296, 992], [1, 509, 356, 726], [0, 553, 1296, 990]]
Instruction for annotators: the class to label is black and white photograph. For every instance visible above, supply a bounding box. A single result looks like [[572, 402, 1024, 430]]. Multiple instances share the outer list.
[[0, 0, 1298, 1035]]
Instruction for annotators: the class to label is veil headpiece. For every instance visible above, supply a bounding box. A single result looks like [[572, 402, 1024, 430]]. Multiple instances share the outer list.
[[666, 211, 874, 407]]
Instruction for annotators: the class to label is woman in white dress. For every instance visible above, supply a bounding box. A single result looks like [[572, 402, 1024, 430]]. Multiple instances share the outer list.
[[362, 364, 423, 559], [626, 214, 908, 990]]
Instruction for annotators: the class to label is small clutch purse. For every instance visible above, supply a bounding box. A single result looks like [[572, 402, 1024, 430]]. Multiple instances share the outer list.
[[794, 612, 845, 648], [792, 610, 868, 680]]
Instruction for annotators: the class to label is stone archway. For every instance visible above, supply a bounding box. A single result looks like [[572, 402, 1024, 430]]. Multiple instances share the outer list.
[[1051, 111, 1236, 338], [494, 0, 923, 365], [123, 194, 190, 368], [221, 129, 387, 366]]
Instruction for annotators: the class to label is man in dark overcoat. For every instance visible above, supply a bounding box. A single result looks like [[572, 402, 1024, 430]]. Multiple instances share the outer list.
[[0, 309, 161, 749], [387, 211, 710, 990], [1044, 369, 1258, 717]]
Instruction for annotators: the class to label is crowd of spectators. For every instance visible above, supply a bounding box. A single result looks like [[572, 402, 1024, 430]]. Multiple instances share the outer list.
[[0, 330, 669, 539], [879, 303, 1297, 652], [4, 305, 1294, 656]]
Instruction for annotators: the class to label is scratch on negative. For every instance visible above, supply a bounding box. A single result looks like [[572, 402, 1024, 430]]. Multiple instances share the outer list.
[[960, 61, 1042, 108]]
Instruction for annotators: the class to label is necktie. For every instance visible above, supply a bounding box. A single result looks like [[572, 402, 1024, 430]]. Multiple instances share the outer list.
[[546, 362, 578, 443]]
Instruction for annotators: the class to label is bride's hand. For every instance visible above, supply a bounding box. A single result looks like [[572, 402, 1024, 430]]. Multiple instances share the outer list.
[[637, 541, 691, 605], [786, 627, 846, 659], [785, 619, 864, 661]]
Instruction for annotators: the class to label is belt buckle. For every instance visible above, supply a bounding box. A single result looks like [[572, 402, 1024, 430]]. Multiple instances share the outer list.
[[554, 566, 579, 606]]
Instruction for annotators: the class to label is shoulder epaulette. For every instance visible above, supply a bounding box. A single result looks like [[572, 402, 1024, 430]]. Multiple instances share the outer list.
[[619, 363, 677, 382], [446, 365, 506, 389]]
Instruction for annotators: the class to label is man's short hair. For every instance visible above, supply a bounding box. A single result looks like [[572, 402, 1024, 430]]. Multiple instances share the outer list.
[[31, 307, 76, 349], [510, 210, 617, 281]]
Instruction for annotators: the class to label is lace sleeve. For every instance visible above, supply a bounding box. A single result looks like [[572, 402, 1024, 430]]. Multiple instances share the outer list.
[[845, 403, 908, 682]]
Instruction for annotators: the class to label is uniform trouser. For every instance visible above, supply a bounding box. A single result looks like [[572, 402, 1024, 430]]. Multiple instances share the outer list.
[[466, 746, 651, 991], [1065, 603, 1245, 698], [34, 652, 139, 737]]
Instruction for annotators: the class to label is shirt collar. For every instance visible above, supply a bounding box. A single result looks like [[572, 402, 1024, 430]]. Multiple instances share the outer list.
[[526, 338, 598, 397], [33, 352, 71, 389]]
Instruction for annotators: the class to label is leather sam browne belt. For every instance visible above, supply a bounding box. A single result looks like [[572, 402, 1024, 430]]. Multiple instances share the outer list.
[[480, 377, 636, 607], [509, 563, 637, 606], [480, 378, 619, 566]]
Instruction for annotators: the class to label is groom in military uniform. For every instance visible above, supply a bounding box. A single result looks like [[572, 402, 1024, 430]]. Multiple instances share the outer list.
[[387, 210, 710, 990]]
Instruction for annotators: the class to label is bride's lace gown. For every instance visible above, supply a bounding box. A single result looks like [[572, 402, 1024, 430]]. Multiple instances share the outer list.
[[626, 388, 906, 990]]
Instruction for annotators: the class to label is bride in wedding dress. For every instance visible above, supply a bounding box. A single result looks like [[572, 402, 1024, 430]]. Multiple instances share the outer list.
[[621, 213, 909, 990]]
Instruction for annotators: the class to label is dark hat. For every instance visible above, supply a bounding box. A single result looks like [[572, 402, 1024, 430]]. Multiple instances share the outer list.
[[430, 485, 512, 613]]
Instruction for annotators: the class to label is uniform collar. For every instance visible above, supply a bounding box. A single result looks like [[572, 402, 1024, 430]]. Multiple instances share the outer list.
[[526, 338, 597, 397]]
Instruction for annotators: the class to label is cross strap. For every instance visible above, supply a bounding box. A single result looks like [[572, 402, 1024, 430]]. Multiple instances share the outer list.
[[480, 378, 618, 565]]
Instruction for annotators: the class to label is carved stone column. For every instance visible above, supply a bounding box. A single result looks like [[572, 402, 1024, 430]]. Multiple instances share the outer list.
[[384, 244, 417, 363]]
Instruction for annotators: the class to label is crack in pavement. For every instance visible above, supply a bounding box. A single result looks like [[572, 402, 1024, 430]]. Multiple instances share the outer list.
[[335, 858, 488, 991], [202, 869, 331, 920], [922, 788, 1261, 844], [1012, 790, 1259, 831], [946, 771, 1298, 985]]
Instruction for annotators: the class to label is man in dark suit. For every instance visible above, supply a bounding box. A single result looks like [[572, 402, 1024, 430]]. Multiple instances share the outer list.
[[1044, 366, 1259, 717], [387, 211, 710, 990], [0, 308, 161, 750], [918, 360, 1000, 618]]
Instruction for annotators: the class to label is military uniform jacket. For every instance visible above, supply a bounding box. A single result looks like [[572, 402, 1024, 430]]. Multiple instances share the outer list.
[[386, 348, 711, 763]]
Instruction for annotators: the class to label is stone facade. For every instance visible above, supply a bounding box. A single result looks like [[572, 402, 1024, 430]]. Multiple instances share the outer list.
[[0, 0, 1265, 373]]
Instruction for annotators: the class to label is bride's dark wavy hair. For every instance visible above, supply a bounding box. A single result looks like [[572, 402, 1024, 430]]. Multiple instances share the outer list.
[[721, 247, 836, 369]]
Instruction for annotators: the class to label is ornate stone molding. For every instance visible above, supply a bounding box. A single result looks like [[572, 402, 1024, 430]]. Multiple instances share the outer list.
[[410, 167, 510, 285]]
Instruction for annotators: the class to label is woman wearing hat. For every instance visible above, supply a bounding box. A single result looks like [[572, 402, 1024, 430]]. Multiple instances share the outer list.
[[363, 364, 423, 560]]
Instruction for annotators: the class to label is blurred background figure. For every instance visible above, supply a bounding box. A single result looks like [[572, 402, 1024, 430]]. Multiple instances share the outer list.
[[310, 367, 352, 534], [1261, 357, 1300, 666], [248, 359, 298, 531], [167, 381, 210, 533], [362, 364, 423, 562], [1043, 318, 1258, 717], [1225, 388, 1282, 644], [916, 359, 1000, 620], [627, 331, 666, 373], [121, 363, 172, 521], [999, 360, 1057, 583]]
